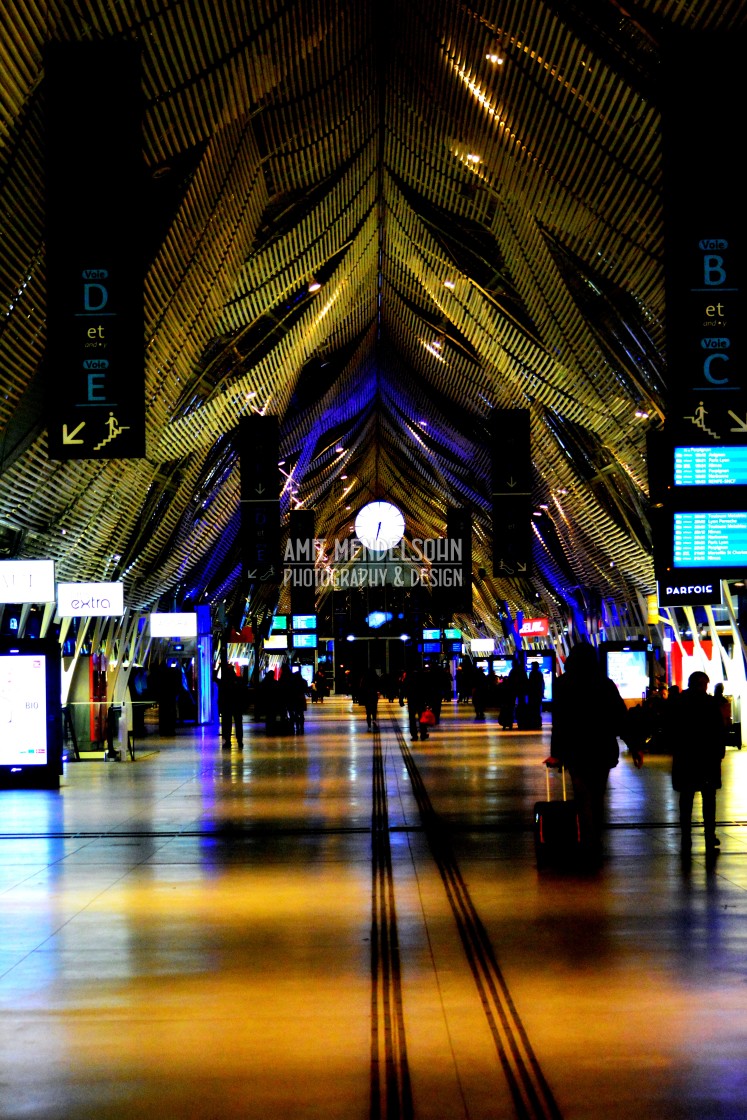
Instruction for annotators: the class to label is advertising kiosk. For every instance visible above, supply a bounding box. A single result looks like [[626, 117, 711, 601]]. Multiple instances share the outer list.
[[0, 637, 63, 789]]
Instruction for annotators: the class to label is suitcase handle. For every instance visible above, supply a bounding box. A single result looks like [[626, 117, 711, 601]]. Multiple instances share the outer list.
[[543, 758, 568, 801]]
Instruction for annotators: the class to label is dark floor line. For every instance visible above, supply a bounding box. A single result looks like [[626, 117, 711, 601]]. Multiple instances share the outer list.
[[371, 724, 414, 1120], [393, 720, 564, 1120], [2, 818, 746, 842]]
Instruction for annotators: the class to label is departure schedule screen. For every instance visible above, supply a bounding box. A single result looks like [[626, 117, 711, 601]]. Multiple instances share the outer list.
[[673, 511, 747, 568], [674, 446, 747, 486], [0, 653, 47, 766]]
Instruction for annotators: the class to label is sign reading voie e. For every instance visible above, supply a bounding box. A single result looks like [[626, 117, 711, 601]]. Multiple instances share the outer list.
[[0, 560, 55, 604], [57, 581, 124, 617]]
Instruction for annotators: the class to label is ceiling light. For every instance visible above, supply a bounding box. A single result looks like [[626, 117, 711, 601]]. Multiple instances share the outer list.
[[444, 279, 455, 289], [486, 51, 504, 65], [335, 445, 345, 453], [635, 409, 649, 419], [308, 278, 321, 292], [466, 152, 481, 163], [340, 474, 348, 480]]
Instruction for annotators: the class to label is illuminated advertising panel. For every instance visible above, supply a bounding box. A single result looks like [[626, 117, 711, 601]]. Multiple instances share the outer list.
[[470, 638, 495, 654], [149, 612, 198, 638], [606, 649, 648, 701], [493, 657, 513, 677], [519, 617, 549, 638], [264, 634, 289, 650], [0, 653, 48, 766], [0, 560, 55, 604], [57, 581, 124, 617], [526, 653, 555, 702]]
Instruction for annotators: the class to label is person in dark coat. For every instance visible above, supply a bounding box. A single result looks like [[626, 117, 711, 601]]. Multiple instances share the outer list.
[[507, 655, 529, 728], [358, 667, 380, 730], [526, 663, 545, 729], [217, 664, 245, 749], [472, 670, 488, 721], [670, 671, 726, 855], [551, 642, 642, 863], [405, 668, 431, 741]]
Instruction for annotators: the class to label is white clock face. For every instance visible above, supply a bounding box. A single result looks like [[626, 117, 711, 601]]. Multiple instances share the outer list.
[[354, 501, 405, 551]]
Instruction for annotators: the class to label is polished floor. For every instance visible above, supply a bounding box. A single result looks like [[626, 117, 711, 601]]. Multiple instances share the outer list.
[[1, 695, 746, 1120]]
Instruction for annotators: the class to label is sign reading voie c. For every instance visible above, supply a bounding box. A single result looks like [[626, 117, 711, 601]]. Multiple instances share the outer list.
[[57, 581, 124, 617]]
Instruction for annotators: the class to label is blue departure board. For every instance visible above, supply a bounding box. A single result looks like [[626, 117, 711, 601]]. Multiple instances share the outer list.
[[673, 511, 747, 567], [674, 446, 747, 486], [292, 632, 317, 648]]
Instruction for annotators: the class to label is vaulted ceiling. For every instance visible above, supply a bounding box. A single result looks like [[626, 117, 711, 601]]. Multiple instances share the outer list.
[[1, 0, 745, 638]]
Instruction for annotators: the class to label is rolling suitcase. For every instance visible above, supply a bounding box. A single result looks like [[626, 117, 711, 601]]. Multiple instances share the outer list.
[[534, 762, 581, 869]]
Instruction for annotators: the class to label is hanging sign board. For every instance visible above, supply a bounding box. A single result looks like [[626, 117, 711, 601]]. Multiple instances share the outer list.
[[149, 612, 197, 638], [0, 560, 55, 604], [57, 581, 124, 617]]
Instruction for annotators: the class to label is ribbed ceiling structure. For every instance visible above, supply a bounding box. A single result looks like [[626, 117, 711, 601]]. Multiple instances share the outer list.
[[2, 0, 745, 637]]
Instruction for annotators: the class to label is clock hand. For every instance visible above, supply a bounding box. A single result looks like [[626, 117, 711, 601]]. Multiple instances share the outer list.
[[376, 521, 381, 541]]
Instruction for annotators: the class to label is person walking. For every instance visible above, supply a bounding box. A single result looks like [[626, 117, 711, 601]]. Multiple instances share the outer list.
[[526, 663, 545, 729], [359, 667, 380, 730], [670, 671, 726, 857], [551, 642, 642, 865], [472, 670, 488, 721], [405, 667, 431, 741], [217, 664, 245, 750]]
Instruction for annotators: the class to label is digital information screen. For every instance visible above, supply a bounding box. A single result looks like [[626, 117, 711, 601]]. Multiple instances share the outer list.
[[526, 653, 554, 702], [606, 650, 648, 700], [674, 446, 747, 487], [422, 629, 441, 640], [421, 641, 441, 654], [292, 615, 316, 631], [270, 615, 287, 632], [673, 511, 747, 568], [0, 653, 48, 766], [493, 657, 513, 677], [292, 633, 317, 649]]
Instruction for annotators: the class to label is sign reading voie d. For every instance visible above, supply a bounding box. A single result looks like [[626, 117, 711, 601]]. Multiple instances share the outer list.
[[57, 581, 124, 617], [0, 560, 56, 604]]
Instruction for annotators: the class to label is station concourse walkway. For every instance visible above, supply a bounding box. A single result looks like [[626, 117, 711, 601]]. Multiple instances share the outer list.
[[1, 695, 747, 1120]]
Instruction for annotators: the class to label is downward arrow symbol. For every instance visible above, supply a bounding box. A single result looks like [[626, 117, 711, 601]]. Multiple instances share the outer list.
[[63, 422, 85, 444], [728, 410, 747, 433]]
